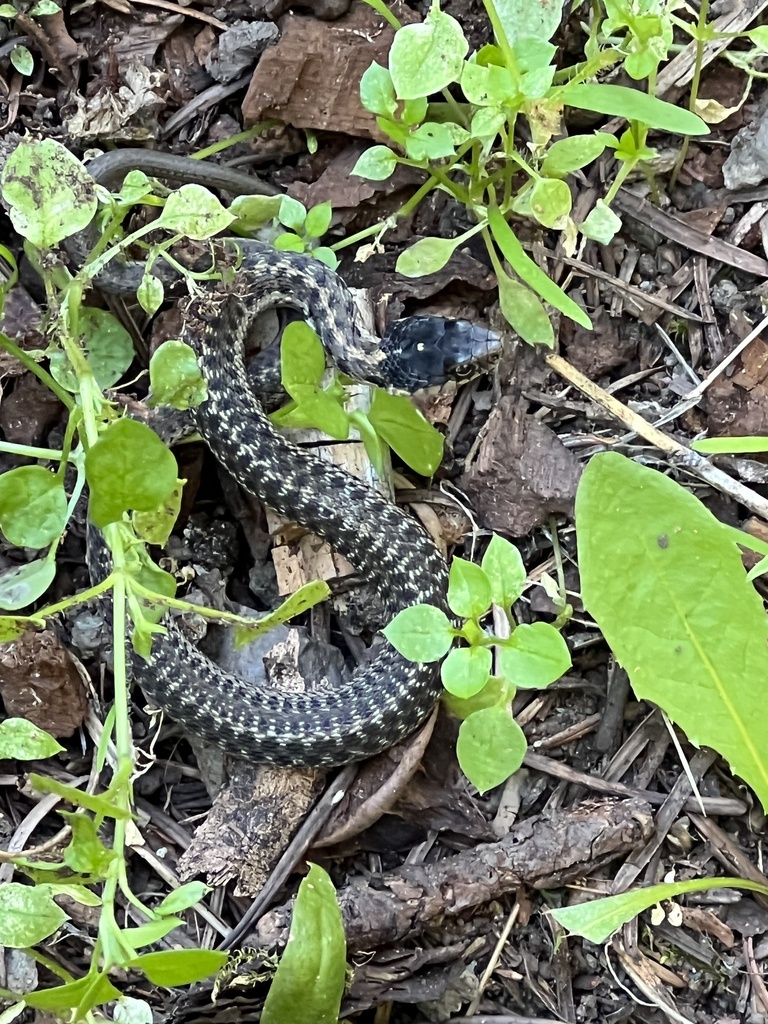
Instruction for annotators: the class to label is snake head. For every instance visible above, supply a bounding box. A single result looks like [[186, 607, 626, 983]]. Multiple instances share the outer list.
[[385, 316, 503, 393]]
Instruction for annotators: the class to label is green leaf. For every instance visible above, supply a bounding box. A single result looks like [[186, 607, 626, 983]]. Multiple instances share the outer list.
[[529, 177, 571, 228], [0, 466, 67, 548], [351, 145, 399, 181], [0, 138, 98, 249], [405, 122, 456, 161], [304, 201, 333, 240], [120, 918, 185, 951], [279, 393, 349, 439], [24, 972, 122, 1013], [85, 418, 178, 528], [389, 4, 468, 100], [562, 84, 709, 136], [360, 61, 397, 117], [30, 0, 61, 13], [0, 719, 64, 760], [461, 61, 516, 106], [541, 134, 608, 177], [443, 673, 512, 719], [448, 557, 492, 619], [156, 184, 235, 239], [396, 235, 462, 278], [262, 864, 346, 1024], [368, 390, 444, 476], [0, 882, 68, 948], [497, 269, 554, 347], [456, 705, 526, 793], [155, 881, 211, 916], [49, 308, 135, 393], [229, 193, 282, 230], [692, 436, 768, 455], [234, 580, 331, 649], [401, 96, 429, 127], [10, 45, 33, 76], [498, 622, 571, 688], [494, 0, 563, 44], [470, 106, 506, 140], [312, 246, 339, 271], [61, 812, 115, 876], [127, 950, 229, 987], [148, 340, 207, 410], [0, 3, 19, 13], [133, 479, 184, 547], [278, 195, 307, 232], [576, 452, 768, 811], [137, 273, 164, 316], [481, 534, 526, 607], [579, 199, 622, 244], [488, 207, 591, 329], [274, 232, 306, 253], [0, 559, 56, 610], [550, 877, 768, 944], [29, 774, 132, 818], [0, 617, 31, 640], [383, 604, 455, 662], [441, 645, 492, 697]]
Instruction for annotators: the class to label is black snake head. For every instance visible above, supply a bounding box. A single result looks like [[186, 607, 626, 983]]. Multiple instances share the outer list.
[[384, 316, 502, 393]]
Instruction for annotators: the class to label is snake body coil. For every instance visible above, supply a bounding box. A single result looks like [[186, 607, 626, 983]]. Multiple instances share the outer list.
[[90, 243, 460, 765]]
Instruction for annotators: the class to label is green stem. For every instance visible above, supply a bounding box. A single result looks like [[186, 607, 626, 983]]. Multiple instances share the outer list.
[[0, 333, 75, 410], [191, 122, 281, 160], [360, 0, 402, 30]]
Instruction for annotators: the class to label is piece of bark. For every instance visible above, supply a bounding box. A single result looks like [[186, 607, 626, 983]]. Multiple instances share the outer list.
[[242, 2, 417, 140], [0, 629, 88, 738], [462, 397, 583, 537], [253, 797, 653, 952]]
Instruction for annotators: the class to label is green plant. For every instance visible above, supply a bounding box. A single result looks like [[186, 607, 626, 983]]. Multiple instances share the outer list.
[[0, 138, 345, 1019], [345, 0, 709, 346], [0, 1, 60, 77], [229, 193, 340, 270], [383, 534, 572, 792], [576, 452, 768, 810]]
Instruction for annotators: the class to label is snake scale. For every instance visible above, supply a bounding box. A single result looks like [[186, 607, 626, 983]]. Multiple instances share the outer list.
[[82, 151, 500, 766]]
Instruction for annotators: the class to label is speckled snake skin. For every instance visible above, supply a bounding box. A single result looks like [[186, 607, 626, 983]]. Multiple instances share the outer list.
[[88, 242, 459, 766]]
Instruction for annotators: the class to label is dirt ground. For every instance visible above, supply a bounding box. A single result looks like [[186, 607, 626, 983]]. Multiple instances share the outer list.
[[2, 0, 768, 1022]]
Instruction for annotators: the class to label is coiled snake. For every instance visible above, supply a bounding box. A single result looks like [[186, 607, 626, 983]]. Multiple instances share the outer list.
[[83, 152, 500, 766]]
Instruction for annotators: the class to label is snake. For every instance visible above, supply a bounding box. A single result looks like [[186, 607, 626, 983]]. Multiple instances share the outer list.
[[80, 150, 501, 766]]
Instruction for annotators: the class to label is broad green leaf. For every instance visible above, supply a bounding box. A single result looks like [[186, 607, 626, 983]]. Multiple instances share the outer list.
[[157, 184, 235, 239], [498, 622, 571, 688], [481, 534, 526, 607], [497, 269, 554, 347], [405, 122, 456, 161], [402, 96, 429, 126], [352, 145, 399, 181], [470, 106, 506, 140], [488, 207, 592, 329], [368, 390, 444, 476], [1, 138, 97, 248], [148, 340, 207, 410], [120, 918, 185, 951], [0, 617, 31, 640], [383, 604, 455, 662], [551, 877, 768, 944], [0, 559, 56, 610], [133, 480, 184, 547], [24, 972, 121, 1012], [0, 882, 68, 948], [305, 201, 333, 239], [85, 417, 178, 528], [137, 273, 164, 316], [10, 46, 33, 76], [396, 236, 461, 278], [520, 63, 556, 99], [562, 84, 708, 136], [277, 393, 349, 440], [278, 195, 307, 232], [494, 0, 564, 44], [262, 864, 346, 1024], [229, 193, 282, 230], [443, 674, 513, 719], [529, 177, 571, 228], [50, 307, 135, 393], [461, 61, 516, 106], [457, 704, 526, 792], [127, 950, 228, 987], [441, 645, 492, 697], [576, 452, 768, 810], [273, 232, 306, 253], [360, 61, 397, 117], [541, 134, 609, 178], [0, 719, 64, 760], [448, 558, 492, 618], [0, 466, 67, 548], [312, 246, 339, 271], [580, 199, 622, 244], [281, 322, 327, 390], [118, 170, 153, 205], [389, 4, 468, 99]]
